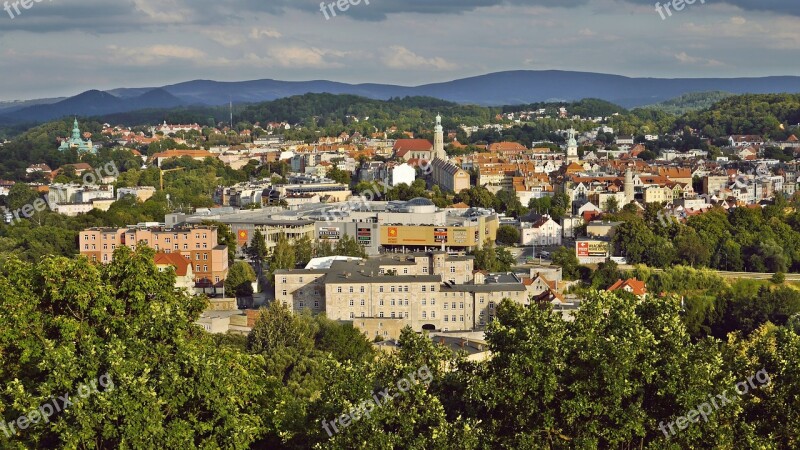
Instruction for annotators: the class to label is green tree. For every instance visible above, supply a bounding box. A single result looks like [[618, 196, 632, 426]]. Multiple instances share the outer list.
[[496, 225, 521, 246], [0, 247, 265, 448], [294, 234, 314, 267], [225, 261, 257, 297], [267, 233, 296, 282], [552, 246, 581, 280], [335, 235, 367, 259]]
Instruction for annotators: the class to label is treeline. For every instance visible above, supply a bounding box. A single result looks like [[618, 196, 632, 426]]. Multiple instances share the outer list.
[[2, 248, 799, 448], [678, 93, 800, 139], [501, 98, 628, 117], [611, 198, 800, 273]]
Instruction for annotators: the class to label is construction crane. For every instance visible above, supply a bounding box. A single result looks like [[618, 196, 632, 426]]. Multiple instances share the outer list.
[[159, 167, 185, 191]]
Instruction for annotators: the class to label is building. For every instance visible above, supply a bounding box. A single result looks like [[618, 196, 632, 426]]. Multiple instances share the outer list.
[[394, 139, 434, 162], [118, 186, 157, 202], [58, 119, 94, 154], [521, 215, 562, 246], [154, 252, 195, 292], [274, 253, 532, 339], [149, 149, 215, 167], [431, 158, 471, 194], [79, 224, 228, 290], [433, 114, 446, 160], [607, 278, 648, 299]]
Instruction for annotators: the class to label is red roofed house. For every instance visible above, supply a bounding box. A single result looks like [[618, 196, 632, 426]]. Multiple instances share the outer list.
[[607, 278, 648, 299], [393, 139, 433, 162], [154, 253, 195, 292]]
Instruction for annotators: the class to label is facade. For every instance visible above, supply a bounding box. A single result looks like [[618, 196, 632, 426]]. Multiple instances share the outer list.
[[431, 158, 471, 194], [521, 215, 563, 246], [275, 253, 531, 339], [79, 225, 228, 288]]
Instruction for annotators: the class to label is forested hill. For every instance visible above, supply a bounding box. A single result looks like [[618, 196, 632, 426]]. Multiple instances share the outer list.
[[677, 93, 800, 139], [642, 91, 735, 115]]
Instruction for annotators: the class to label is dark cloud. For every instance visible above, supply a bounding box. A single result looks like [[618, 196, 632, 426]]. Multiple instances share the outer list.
[[621, 0, 796, 17]]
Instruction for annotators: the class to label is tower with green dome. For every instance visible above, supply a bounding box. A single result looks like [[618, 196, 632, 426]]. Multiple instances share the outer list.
[[58, 118, 95, 154]]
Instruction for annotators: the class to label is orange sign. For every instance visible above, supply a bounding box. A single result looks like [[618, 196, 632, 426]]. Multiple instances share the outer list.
[[238, 230, 248, 243], [388, 227, 398, 238]]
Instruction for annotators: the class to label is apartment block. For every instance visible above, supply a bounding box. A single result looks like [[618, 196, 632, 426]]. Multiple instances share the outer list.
[[79, 224, 228, 288]]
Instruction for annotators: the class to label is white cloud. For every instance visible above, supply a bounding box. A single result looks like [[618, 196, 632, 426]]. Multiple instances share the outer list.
[[383, 46, 457, 71], [673, 52, 724, 67], [251, 28, 283, 39], [107, 45, 207, 65]]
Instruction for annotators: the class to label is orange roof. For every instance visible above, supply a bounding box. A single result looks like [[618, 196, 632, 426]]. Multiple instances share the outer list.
[[607, 278, 647, 296], [154, 253, 191, 276], [450, 202, 469, 209]]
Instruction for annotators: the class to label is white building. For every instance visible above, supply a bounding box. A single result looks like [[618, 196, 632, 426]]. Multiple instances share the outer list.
[[391, 163, 417, 187], [521, 215, 563, 246]]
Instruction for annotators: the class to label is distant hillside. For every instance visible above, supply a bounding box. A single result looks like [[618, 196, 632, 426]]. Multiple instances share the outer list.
[[641, 91, 736, 115], [3, 70, 800, 124], [0, 89, 185, 123]]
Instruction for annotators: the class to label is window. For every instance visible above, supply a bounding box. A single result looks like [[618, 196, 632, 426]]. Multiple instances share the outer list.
[[337, 287, 342, 293], [379, 286, 384, 293], [404, 300, 409, 306], [360, 286, 365, 293], [103, 244, 108, 250], [444, 316, 449, 322], [459, 302, 464, 309], [349, 287, 354, 293], [422, 286, 427, 292], [299, 301, 304, 308], [422, 311, 427, 319], [391, 299, 396, 306], [480, 297, 485, 304], [489, 302, 495, 310], [431, 299, 436, 305], [403, 286, 409, 292], [460, 315, 464, 322], [452, 315, 456, 322], [391, 312, 396, 318], [203, 265, 208, 272], [452, 302, 456, 309], [299, 277, 304, 282], [403, 268, 408, 274], [314, 300, 320, 308], [390, 286, 395, 293], [350, 312, 355, 318], [349, 299, 354, 306], [430, 285, 436, 292], [422, 299, 427, 306], [360, 299, 365, 306], [379, 312, 384, 318], [450, 267, 456, 273], [404, 312, 409, 318], [444, 303, 449, 310], [431, 311, 436, 318], [196, 265, 200, 272], [379, 299, 384, 306], [281, 277, 287, 283], [422, 267, 428, 274], [281, 290, 287, 296]]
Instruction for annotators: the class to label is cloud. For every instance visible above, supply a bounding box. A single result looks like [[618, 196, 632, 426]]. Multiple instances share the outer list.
[[107, 44, 207, 65], [673, 52, 724, 67], [246, 46, 353, 68], [250, 28, 283, 39], [383, 46, 457, 70]]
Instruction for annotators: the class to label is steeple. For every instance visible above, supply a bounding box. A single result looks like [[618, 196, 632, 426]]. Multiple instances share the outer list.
[[71, 118, 81, 140], [433, 113, 445, 160], [566, 128, 579, 164]]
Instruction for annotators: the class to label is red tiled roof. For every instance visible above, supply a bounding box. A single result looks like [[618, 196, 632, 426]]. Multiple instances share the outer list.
[[607, 278, 647, 296], [154, 253, 191, 276], [393, 139, 433, 152]]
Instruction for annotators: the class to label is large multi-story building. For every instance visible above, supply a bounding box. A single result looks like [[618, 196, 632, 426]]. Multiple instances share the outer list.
[[275, 253, 531, 339], [79, 224, 228, 289]]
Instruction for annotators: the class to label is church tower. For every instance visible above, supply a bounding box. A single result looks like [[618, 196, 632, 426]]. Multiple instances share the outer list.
[[566, 128, 579, 164], [624, 167, 635, 204], [434, 114, 446, 160]]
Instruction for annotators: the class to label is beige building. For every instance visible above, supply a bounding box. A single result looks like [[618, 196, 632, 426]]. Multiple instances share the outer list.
[[431, 158, 471, 194], [275, 253, 530, 340], [643, 185, 675, 204], [79, 225, 229, 289]]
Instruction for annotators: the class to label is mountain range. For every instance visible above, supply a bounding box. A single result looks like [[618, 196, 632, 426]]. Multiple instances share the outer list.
[[2, 70, 800, 124]]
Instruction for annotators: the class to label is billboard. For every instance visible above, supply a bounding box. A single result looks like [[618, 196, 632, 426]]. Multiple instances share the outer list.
[[357, 227, 372, 246], [577, 240, 610, 259], [318, 227, 341, 240], [434, 228, 448, 243], [381, 226, 477, 247]]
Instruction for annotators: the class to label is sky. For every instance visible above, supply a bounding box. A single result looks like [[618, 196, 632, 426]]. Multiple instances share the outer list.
[[0, 0, 797, 101]]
